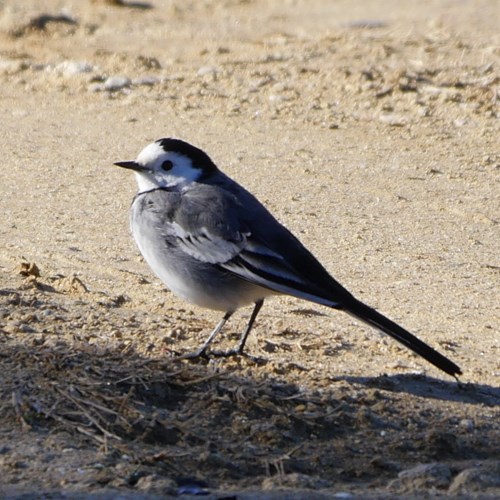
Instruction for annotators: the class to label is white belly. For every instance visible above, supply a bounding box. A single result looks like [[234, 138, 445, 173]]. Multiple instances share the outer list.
[[133, 224, 273, 312]]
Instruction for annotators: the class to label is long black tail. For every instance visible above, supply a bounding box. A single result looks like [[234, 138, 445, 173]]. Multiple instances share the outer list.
[[344, 298, 462, 377]]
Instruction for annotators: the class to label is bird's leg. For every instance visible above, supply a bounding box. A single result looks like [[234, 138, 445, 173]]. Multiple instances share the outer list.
[[177, 311, 233, 359], [234, 299, 264, 354], [211, 299, 264, 357]]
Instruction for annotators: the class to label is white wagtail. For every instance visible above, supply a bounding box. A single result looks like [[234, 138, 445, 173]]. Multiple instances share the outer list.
[[114, 138, 461, 377]]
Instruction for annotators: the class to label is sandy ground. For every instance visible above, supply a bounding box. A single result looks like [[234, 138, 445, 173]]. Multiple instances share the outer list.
[[0, 0, 499, 498]]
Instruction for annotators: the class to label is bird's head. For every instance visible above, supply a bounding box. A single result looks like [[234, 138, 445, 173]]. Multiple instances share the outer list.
[[114, 138, 218, 192]]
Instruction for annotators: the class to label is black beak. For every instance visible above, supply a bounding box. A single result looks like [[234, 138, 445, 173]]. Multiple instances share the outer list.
[[114, 161, 147, 171]]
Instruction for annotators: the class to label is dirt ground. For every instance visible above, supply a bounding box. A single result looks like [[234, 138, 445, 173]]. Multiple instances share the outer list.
[[0, 0, 499, 498]]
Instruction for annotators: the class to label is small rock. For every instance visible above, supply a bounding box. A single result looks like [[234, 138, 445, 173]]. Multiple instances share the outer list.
[[197, 66, 217, 81], [103, 76, 131, 91], [54, 60, 94, 76], [453, 118, 468, 127], [269, 94, 292, 102], [379, 113, 407, 126], [390, 463, 452, 492], [135, 474, 176, 493], [449, 463, 500, 494], [197, 66, 217, 77], [132, 75, 160, 86]]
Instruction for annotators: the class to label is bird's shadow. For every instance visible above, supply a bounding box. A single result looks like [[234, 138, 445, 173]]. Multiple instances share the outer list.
[[334, 373, 500, 406]]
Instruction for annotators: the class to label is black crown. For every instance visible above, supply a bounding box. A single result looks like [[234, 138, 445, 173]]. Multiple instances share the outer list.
[[156, 138, 218, 174]]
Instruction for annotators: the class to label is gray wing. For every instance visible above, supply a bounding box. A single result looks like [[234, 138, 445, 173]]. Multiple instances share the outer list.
[[169, 184, 250, 264], [169, 181, 352, 307]]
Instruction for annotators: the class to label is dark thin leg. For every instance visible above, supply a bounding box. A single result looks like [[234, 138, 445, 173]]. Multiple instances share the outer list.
[[178, 311, 233, 359], [234, 299, 264, 354], [211, 299, 265, 357]]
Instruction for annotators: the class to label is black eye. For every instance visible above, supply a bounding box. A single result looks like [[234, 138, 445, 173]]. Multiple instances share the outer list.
[[161, 160, 173, 171]]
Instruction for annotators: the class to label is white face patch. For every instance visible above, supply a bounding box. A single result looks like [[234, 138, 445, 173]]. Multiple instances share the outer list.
[[133, 142, 202, 192], [136, 141, 165, 166]]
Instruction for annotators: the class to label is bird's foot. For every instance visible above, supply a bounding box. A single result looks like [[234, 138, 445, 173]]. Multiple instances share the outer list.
[[175, 344, 267, 364], [175, 347, 210, 361], [209, 347, 267, 364], [175, 347, 265, 364]]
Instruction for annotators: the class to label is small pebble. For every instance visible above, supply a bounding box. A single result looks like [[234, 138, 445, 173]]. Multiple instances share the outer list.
[[269, 94, 289, 102], [54, 61, 94, 77], [379, 113, 407, 126], [197, 66, 217, 77], [132, 75, 160, 86], [104, 76, 131, 91], [390, 463, 452, 491]]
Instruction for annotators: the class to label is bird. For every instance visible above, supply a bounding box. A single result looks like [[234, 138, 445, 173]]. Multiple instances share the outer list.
[[114, 138, 462, 377]]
